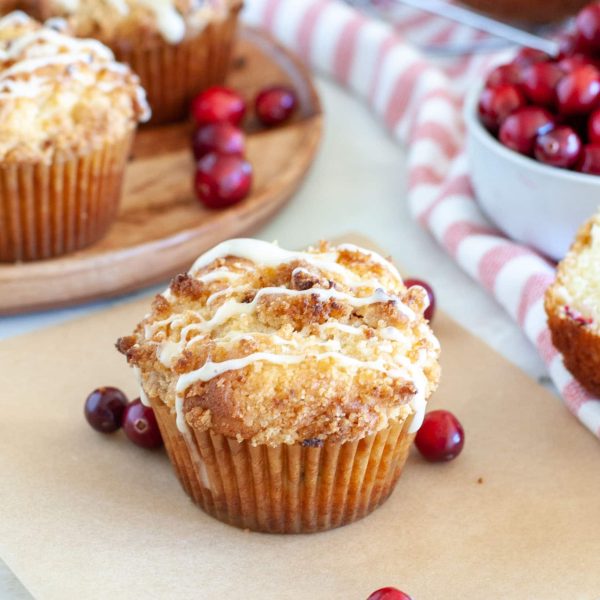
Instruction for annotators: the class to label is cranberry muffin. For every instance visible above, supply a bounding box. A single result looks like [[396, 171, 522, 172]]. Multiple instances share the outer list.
[[546, 213, 600, 396], [118, 239, 441, 533], [39, 0, 243, 124], [0, 12, 149, 262]]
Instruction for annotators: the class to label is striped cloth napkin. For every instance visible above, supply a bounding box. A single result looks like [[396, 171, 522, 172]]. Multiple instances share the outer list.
[[243, 0, 600, 439]]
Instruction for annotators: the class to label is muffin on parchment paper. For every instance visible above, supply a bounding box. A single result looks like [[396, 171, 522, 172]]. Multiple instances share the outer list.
[[546, 212, 600, 396], [38, 0, 243, 124], [118, 239, 441, 533], [0, 12, 149, 262]]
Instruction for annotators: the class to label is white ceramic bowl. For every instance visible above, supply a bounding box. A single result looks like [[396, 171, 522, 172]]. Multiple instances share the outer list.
[[464, 83, 600, 261]]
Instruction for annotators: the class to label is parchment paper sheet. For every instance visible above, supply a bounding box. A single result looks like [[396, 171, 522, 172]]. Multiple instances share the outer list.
[[1, 238, 599, 599]]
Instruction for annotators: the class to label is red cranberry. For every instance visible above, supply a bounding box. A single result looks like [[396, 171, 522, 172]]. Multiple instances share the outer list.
[[255, 85, 298, 126], [84, 387, 128, 434], [123, 399, 163, 449], [556, 65, 600, 115], [195, 152, 252, 209], [499, 107, 554, 155], [521, 62, 563, 106], [558, 54, 594, 74], [415, 410, 465, 463], [588, 108, 600, 143], [557, 31, 584, 58], [576, 2, 600, 54], [404, 278, 436, 322], [192, 123, 245, 160], [534, 126, 582, 168], [478, 84, 526, 131], [485, 64, 522, 88], [513, 47, 550, 67], [578, 143, 600, 173], [191, 86, 246, 127], [367, 588, 412, 600]]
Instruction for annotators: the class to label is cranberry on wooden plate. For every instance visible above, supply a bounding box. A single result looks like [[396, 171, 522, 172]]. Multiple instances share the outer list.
[[191, 86, 246, 127], [195, 152, 253, 209], [404, 278, 436, 322], [192, 122, 245, 160], [84, 387, 128, 434], [534, 126, 582, 168], [499, 107, 554, 155], [123, 399, 163, 449], [367, 587, 413, 600], [478, 84, 526, 131], [415, 410, 465, 462], [255, 85, 298, 126]]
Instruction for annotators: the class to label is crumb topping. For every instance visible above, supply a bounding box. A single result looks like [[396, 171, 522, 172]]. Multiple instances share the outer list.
[[0, 11, 150, 162], [118, 239, 441, 447], [548, 213, 600, 333], [42, 0, 240, 45]]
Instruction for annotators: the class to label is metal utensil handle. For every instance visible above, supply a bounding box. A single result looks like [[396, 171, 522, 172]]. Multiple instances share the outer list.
[[393, 0, 560, 56]]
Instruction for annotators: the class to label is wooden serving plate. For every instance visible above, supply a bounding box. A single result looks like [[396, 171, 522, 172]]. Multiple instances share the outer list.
[[0, 27, 322, 315]]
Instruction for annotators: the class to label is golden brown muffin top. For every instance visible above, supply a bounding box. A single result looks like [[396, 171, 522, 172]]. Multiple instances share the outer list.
[[546, 213, 600, 332], [0, 11, 150, 163], [118, 239, 441, 447], [41, 0, 240, 45]]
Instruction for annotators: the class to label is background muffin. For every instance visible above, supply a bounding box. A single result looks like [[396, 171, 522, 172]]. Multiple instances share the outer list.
[[118, 239, 440, 533], [39, 0, 243, 124], [0, 12, 149, 262], [546, 213, 600, 396]]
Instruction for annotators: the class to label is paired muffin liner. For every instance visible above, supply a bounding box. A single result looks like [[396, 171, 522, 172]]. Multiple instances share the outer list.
[[113, 4, 242, 125], [0, 131, 133, 262], [152, 399, 416, 534]]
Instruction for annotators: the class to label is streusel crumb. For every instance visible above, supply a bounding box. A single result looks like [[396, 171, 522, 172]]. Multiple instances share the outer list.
[[119, 240, 441, 447], [0, 11, 149, 163], [39, 0, 241, 45]]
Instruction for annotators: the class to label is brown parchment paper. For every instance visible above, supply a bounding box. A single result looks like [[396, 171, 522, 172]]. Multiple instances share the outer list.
[[1, 236, 600, 600]]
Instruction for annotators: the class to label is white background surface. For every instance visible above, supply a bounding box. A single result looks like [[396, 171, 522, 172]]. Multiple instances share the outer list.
[[0, 78, 548, 599]]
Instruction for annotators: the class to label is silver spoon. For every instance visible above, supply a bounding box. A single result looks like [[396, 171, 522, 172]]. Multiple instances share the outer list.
[[347, 0, 561, 56]]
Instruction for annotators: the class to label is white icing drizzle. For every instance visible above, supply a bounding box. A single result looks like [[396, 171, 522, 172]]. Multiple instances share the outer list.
[[133, 366, 151, 407], [174, 351, 408, 433], [0, 12, 150, 120], [190, 238, 400, 288], [144, 239, 437, 437], [197, 268, 244, 284], [54, 0, 189, 44]]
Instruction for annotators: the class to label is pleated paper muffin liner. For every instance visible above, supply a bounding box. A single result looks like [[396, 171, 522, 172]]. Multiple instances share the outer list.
[[113, 4, 242, 125], [0, 130, 133, 263], [152, 399, 416, 534]]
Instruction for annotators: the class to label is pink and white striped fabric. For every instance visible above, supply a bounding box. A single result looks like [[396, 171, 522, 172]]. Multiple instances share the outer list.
[[243, 0, 600, 439]]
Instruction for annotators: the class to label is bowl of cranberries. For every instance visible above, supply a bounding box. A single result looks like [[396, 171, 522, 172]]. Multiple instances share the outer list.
[[465, 1, 600, 260]]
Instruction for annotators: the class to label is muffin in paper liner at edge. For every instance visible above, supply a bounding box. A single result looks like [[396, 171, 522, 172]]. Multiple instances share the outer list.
[[38, 0, 244, 125]]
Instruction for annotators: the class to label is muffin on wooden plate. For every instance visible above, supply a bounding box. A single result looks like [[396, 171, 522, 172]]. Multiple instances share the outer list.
[[546, 213, 600, 396], [0, 12, 149, 262], [118, 239, 441, 533], [38, 0, 243, 124]]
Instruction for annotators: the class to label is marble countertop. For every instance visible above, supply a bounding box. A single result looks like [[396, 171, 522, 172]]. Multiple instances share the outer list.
[[0, 78, 547, 598]]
